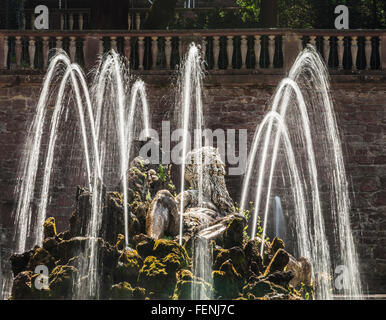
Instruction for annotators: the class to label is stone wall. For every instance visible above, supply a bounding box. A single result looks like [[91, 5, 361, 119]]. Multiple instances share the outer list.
[[0, 72, 385, 294]]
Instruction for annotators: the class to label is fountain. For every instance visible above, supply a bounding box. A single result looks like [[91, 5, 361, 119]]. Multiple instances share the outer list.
[[273, 196, 287, 243], [239, 45, 362, 299], [7, 49, 150, 300], [176, 44, 205, 246], [2, 43, 363, 301]]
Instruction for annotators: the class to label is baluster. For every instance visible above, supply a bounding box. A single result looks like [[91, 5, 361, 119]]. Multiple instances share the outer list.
[[60, 13, 64, 30], [136, 13, 141, 30], [42, 36, 49, 69], [79, 13, 84, 30], [323, 36, 330, 66], [15, 36, 22, 68], [165, 37, 172, 69], [124, 36, 131, 62], [298, 36, 303, 52], [337, 36, 344, 70], [138, 37, 145, 70], [201, 36, 206, 63], [111, 36, 118, 52], [254, 35, 261, 69], [128, 13, 132, 30], [268, 35, 275, 69], [151, 37, 158, 70], [241, 35, 248, 69], [99, 37, 104, 56], [226, 36, 233, 69], [3, 36, 8, 68], [365, 36, 372, 70], [351, 36, 358, 71], [28, 37, 36, 69], [22, 14, 26, 30], [56, 36, 63, 50], [213, 36, 220, 70], [69, 13, 74, 31], [69, 37, 76, 62], [310, 35, 317, 47]]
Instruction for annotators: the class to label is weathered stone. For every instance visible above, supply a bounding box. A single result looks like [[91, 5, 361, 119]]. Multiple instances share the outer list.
[[264, 249, 289, 276], [110, 282, 146, 300], [49, 265, 78, 299], [286, 255, 312, 287], [212, 260, 244, 299], [43, 217, 57, 239], [115, 249, 143, 284]]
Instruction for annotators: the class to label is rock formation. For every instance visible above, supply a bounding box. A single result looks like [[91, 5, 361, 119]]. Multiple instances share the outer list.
[[7, 147, 313, 300]]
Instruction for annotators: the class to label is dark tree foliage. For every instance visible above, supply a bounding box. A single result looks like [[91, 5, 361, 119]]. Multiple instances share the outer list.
[[238, 0, 385, 28], [260, 0, 278, 27], [142, 0, 178, 30]]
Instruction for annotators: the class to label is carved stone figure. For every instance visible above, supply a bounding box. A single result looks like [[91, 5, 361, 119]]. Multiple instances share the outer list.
[[146, 147, 235, 240]]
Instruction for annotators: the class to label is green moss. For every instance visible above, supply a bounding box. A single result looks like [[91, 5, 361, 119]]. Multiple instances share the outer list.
[[43, 217, 57, 239], [27, 247, 56, 271], [116, 249, 143, 283], [137, 256, 172, 294], [49, 265, 77, 299], [223, 217, 245, 249], [269, 237, 285, 254], [152, 239, 189, 269], [172, 279, 213, 300], [212, 261, 244, 299], [263, 249, 289, 276], [177, 269, 194, 282], [110, 282, 146, 300], [115, 234, 125, 251]]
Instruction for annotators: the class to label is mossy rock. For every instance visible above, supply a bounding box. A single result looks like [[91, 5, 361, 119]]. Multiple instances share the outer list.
[[43, 237, 59, 259], [269, 237, 285, 254], [152, 239, 189, 269], [10, 271, 34, 300], [49, 265, 78, 299], [161, 253, 183, 273], [242, 280, 275, 298], [115, 249, 143, 284], [43, 217, 57, 239], [136, 238, 156, 258], [55, 230, 71, 241], [173, 279, 214, 300], [115, 234, 125, 251], [176, 269, 194, 282], [57, 237, 88, 261], [223, 217, 246, 249], [213, 247, 248, 277], [243, 239, 264, 275], [137, 256, 175, 296], [110, 282, 146, 300], [27, 247, 56, 272], [264, 249, 289, 276], [212, 260, 244, 299], [10, 250, 34, 276], [242, 277, 290, 300]]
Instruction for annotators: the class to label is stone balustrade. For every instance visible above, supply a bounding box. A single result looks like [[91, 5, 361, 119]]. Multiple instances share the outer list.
[[0, 29, 384, 73]]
